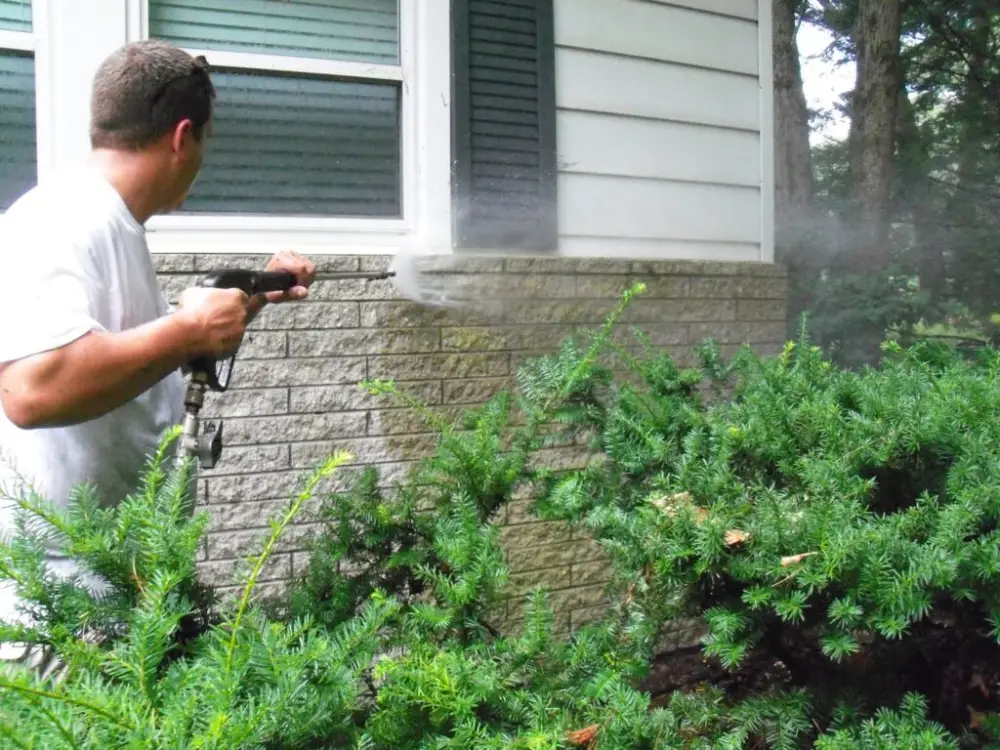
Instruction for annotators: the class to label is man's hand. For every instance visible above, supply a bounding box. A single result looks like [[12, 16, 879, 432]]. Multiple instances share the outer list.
[[175, 286, 251, 360], [243, 250, 316, 323], [263, 250, 316, 304]]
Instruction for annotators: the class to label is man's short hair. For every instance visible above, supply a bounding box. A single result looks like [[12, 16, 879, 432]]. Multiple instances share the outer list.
[[90, 39, 216, 151]]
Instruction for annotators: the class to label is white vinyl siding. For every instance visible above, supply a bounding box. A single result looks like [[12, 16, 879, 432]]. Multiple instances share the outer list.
[[644, 0, 757, 21], [559, 177, 761, 244], [553, 0, 772, 262], [0, 0, 35, 210], [147, 0, 404, 218], [557, 111, 761, 187], [556, 49, 760, 131], [558, 0, 759, 76]]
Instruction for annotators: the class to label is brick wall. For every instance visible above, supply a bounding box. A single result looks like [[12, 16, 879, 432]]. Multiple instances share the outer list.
[[154, 253, 787, 633]]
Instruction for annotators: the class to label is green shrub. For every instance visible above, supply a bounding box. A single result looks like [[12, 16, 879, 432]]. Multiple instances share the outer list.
[[530, 330, 1000, 742], [3, 283, 1000, 748], [0, 442, 401, 748]]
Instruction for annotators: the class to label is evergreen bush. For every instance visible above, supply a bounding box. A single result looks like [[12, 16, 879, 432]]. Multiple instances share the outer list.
[[2, 283, 1000, 747]]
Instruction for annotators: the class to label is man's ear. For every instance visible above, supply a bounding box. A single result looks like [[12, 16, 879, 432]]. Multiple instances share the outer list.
[[169, 118, 194, 157]]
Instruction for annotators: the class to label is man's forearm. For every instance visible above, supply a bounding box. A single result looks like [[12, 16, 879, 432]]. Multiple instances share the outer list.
[[0, 313, 198, 429]]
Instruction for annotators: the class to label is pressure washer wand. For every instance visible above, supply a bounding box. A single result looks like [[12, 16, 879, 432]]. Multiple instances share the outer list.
[[316, 271, 397, 280], [176, 267, 395, 469]]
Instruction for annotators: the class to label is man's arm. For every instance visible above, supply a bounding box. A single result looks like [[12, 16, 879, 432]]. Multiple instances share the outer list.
[[0, 287, 249, 430], [0, 315, 197, 429]]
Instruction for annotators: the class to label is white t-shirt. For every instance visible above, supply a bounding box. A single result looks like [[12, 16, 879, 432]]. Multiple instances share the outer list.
[[0, 166, 185, 625]]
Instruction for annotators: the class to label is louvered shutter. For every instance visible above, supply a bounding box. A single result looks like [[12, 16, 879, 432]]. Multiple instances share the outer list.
[[451, 0, 558, 251], [0, 0, 35, 210], [148, 0, 401, 217]]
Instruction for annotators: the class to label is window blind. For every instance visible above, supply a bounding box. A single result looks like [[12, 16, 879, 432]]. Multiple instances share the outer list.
[[177, 70, 401, 217], [148, 0, 399, 65], [0, 51, 36, 210], [0, 0, 30, 33]]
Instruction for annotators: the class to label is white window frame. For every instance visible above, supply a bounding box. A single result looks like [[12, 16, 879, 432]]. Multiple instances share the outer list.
[[0, 28, 33, 51], [0, 29, 35, 54]]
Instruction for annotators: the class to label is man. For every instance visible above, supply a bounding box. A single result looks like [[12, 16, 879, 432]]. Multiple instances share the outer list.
[[0, 40, 315, 654]]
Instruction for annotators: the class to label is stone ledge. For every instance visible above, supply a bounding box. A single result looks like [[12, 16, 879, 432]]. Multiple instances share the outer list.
[[153, 252, 789, 279]]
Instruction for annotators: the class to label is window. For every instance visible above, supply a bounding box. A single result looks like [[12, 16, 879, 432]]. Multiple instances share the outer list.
[[143, 0, 406, 220], [0, 0, 36, 210]]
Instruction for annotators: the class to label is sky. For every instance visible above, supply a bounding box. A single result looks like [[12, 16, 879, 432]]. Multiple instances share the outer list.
[[796, 19, 855, 145]]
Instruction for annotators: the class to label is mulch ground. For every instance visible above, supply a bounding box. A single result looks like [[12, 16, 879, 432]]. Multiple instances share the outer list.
[[640, 646, 794, 709]]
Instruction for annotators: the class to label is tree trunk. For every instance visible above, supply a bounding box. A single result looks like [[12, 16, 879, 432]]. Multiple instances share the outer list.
[[939, 4, 994, 321], [846, 0, 903, 273], [772, 0, 814, 264], [894, 73, 945, 302], [824, 0, 904, 369]]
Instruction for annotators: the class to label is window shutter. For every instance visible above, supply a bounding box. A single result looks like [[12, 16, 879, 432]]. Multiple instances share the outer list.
[[0, 51, 36, 210], [450, 0, 558, 251]]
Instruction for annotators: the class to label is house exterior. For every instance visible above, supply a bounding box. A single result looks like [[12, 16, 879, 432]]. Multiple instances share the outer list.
[[1, 0, 785, 632]]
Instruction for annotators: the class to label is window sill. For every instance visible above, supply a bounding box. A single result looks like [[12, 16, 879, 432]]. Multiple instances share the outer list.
[[144, 219, 454, 257], [146, 214, 413, 234]]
